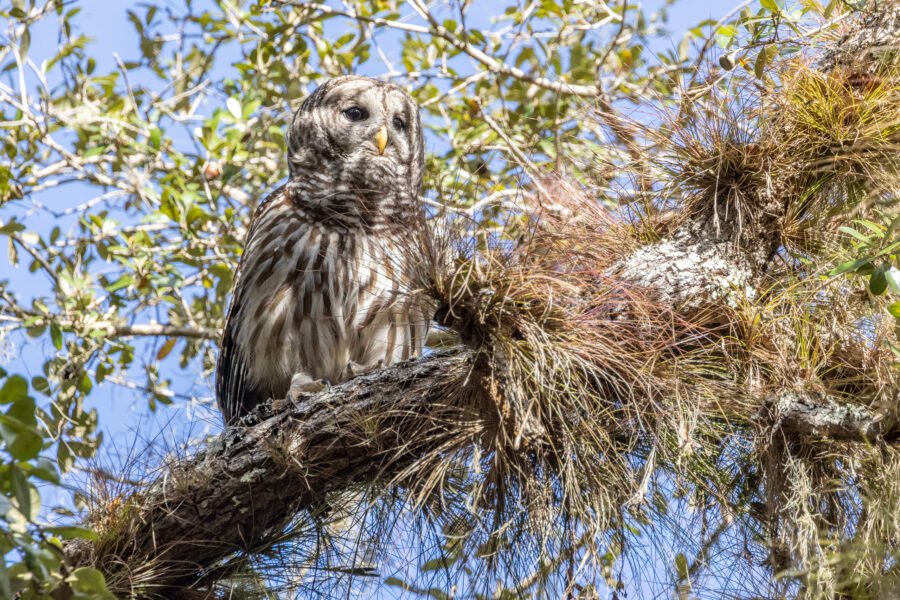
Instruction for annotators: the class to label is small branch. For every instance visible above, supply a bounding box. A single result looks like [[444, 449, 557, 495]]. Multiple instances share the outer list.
[[476, 101, 550, 199], [9, 232, 60, 287], [276, 0, 601, 97], [112, 323, 219, 340], [407, 0, 601, 98], [686, 1, 752, 90], [273, 1, 431, 34], [771, 391, 899, 443]]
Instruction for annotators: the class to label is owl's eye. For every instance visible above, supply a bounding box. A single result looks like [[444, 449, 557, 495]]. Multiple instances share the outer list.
[[342, 106, 369, 122], [392, 116, 407, 131]]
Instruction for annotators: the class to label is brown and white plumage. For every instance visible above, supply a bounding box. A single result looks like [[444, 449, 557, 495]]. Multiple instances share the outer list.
[[216, 76, 429, 424]]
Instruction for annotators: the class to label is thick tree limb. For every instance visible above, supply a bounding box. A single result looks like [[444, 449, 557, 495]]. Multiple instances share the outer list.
[[65, 348, 478, 594], [614, 231, 756, 311], [771, 391, 900, 443]]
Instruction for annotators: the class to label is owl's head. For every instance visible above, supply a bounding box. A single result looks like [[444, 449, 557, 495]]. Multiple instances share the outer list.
[[285, 76, 425, 221]]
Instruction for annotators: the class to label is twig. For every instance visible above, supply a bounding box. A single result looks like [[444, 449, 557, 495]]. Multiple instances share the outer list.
[[9, 232, 60, 286], [112, 323, 219, 340]]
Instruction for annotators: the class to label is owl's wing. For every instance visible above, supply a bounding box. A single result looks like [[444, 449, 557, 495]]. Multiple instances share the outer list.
[[215, 311, 251, 423], [215, 186, 288, 423]]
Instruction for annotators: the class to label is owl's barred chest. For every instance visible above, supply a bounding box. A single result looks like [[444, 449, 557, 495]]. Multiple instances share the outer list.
[[235, 204, 409, 388]]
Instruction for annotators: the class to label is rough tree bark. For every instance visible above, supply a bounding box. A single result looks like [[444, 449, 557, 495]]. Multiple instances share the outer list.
[[65, 348, 478, 593]]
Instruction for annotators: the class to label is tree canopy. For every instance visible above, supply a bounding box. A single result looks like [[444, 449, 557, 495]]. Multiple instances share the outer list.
[[1, 0, 900, 598]]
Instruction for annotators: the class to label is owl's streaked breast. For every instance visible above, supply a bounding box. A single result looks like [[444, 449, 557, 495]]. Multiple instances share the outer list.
[[231, 190, 426, 400]]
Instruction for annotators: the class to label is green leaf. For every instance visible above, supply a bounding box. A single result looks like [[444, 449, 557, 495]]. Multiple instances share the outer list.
[[885, 266, 900, 295], [69, 567, 115, 598], [885, 214, 900, 239], [675, 552, 689, 578], [83, 146, 106, 159], [714, 25, 736, 49], [875, 239, 900, 257], [0, 219, 26, 234], [57, 443, 74, 473], [30, 376, 50, 395], [23, 458, 59, 484], [0, 419, 43, 461], [870, 265, 888, 296], [0, 376, 28, 404], [45, 526, 98, 541], [838, 226, 872, 244], [149, 126, 162, 150], [0, 389, 41, 461], [7, 392, 37, 427], [754, 46, 769, 79], [856, 219, 885, 236], [9, 467, 33, 520], [887, 301, 900, 319], [50, 322, 62, 350], [104, 274, 133, 292], [19, 28, 30, 57], [226, 97, 242, 121], [829, 258, 869, 277]]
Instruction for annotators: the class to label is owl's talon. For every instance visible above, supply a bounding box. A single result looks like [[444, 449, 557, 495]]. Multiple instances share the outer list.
[[343, 361, 359, 379], [343, 359, 385, 380], [287, 373, 329, 403]]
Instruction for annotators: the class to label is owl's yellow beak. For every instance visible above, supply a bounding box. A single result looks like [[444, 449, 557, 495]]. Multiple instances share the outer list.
[[374, 126, 389, 155]]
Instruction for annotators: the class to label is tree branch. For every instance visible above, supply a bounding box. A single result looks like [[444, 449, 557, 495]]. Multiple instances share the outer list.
[[112, 323, 219, 340], [64, 348, 478, 594], [771, 391, 900, 443]]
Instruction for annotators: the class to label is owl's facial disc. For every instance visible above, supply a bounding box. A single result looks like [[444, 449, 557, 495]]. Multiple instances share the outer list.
[[328, 88, 412, 163], [287, 76, 424, 211]]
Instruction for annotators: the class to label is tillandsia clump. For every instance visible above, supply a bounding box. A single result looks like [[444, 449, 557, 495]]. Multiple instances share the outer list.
[[379, 28, 900, 599], [641, 48, 900, 600], [38, 4, 900, 600], [408, 185, 712, 535]]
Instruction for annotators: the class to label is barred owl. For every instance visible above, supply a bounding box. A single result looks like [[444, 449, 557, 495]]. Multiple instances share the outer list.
[[216, 76, 429, 424]]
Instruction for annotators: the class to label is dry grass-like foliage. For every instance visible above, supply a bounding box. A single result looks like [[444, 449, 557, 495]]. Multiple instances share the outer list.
[[655, 61, 900, 269], [72, 54, 900, 599], [660, 91, 774, 241], [776, 65, 900, 253], [391, 57, 900, 596], [377, 184, 753, 594], [646, 58, 900, 597]]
